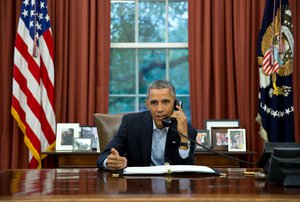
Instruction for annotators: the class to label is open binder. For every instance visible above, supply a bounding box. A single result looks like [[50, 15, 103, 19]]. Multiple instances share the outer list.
[[123, 165, 219, 175]]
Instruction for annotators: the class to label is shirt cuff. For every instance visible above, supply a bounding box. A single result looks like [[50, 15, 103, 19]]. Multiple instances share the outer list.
[[178, 147, 190, 159], [102, 158, 108, 169]]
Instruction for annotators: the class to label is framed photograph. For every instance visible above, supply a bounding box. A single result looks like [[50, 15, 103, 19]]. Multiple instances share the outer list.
[[195, 130, 211, 151], [205, 119, 240, 135], [55, 123, 80, 151], [73, 138, 92, 151], [228, 129, 246, 152], [81, 126, 100, 151], [211, 128, 229, 151]]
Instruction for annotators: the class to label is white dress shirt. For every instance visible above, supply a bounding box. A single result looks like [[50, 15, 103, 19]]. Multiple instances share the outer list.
[[150, 120, 189, 166]]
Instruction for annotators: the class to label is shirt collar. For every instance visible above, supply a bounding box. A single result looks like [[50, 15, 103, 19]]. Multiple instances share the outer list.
[[152, 119, 168, 132]]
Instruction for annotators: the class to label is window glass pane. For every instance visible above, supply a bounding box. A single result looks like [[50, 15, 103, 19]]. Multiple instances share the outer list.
[[168, 0, 188, 42], [169, 48, 189, 94], [139, 96, 147, 111], [109, 97, 135, 114], [139, 49, 166, 94], [110, 49, 135, 94], [139, 0, 165, 42], [111, 0, 135, 42]]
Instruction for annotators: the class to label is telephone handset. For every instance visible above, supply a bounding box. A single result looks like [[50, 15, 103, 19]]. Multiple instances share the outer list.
[[162, 99, 183, 127], [174, 99, 183, 111]]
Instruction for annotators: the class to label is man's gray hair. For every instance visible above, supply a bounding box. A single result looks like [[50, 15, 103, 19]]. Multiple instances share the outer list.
[[147, 80, 176, 98]]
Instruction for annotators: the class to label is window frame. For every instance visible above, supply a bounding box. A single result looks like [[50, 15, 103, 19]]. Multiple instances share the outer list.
[[110, 0, 189, 112]]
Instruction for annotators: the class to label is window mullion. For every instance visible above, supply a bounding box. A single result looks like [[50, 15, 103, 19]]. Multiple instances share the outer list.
[[135, 0, 139, 111], [135, 0, 139, 43], [135, 49, 139, 111], [166, 0, 168, 43], [166, 0, 169, 81], [166, 48, 169, 81]]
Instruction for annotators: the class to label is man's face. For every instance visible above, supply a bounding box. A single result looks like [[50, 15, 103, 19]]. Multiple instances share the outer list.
[[145, 88, 175, 129]]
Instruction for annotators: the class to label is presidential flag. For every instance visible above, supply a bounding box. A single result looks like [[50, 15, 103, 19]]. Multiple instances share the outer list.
[[256, 0, 294, 142], [11, 0, 56, 168]]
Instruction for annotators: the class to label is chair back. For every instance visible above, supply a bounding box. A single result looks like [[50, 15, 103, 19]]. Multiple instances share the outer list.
[[93, 113, 124, 151]]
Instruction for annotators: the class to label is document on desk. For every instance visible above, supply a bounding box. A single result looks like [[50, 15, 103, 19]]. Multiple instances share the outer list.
[[123, 165, 217, 175]]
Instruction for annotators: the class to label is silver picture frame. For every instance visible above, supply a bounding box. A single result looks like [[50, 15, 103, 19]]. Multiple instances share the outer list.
[[73, 138, 92, 151], [195, 129, 211, 151], [55, 123, 80, 151], [228, 129, 246, 152]]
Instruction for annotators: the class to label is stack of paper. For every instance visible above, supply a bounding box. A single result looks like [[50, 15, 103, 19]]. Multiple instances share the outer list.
[[123, 165, 216, 175]]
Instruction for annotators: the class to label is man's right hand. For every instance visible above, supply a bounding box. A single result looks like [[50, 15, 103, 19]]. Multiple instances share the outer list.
[[106, 148, 127, 170]]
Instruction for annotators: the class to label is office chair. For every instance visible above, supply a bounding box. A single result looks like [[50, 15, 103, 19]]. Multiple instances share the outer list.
[[93, 113, 124, 151]]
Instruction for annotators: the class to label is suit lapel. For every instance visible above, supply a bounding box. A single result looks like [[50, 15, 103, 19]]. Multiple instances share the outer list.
[[140, 111, 153, 165], [165, 126, 180, 164]]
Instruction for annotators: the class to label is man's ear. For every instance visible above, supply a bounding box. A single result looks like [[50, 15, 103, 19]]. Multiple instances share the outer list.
[[145, 98, 149, 110]]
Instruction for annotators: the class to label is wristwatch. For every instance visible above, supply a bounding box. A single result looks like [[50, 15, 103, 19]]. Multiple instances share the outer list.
[[180, 140, 191, 148]]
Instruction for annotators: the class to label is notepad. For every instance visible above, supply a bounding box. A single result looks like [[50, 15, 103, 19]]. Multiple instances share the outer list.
[[123, 165, 217, 175]]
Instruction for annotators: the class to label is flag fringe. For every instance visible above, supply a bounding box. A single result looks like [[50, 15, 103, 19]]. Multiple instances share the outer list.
[[11, 107, 55, 168], [255, 114, 269, 142], [11, 107, 26, 135]]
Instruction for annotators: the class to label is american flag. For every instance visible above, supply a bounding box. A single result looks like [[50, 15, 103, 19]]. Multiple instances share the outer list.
[[11, 0, 56, 168]]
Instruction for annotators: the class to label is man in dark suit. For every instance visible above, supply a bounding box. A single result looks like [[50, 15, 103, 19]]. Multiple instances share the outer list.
[[97, 80, 197, 170]]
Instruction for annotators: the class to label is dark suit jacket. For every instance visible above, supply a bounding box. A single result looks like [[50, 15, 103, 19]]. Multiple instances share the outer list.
[[97, 111, 197, 169]]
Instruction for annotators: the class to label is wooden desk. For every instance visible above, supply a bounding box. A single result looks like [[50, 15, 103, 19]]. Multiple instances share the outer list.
[[194, 151, 257, 168], [0, 168, 299, 201], [43, 151, 257, 168], [42, 151, 100, 168]]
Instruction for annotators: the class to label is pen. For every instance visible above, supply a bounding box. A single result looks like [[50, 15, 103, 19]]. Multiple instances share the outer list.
[[243, 171, 256, 176]]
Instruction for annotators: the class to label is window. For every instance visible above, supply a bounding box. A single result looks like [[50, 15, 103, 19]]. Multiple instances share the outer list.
[[109, 0, 190, 120]]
